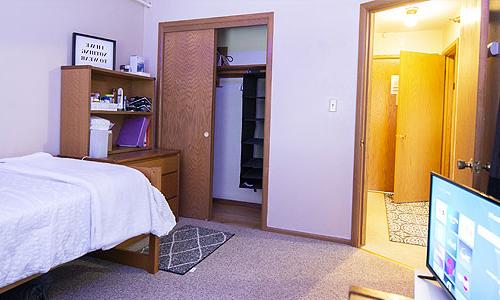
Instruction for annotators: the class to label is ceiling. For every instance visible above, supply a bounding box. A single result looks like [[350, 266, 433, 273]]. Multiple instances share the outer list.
[[375, 0, 461, 33]]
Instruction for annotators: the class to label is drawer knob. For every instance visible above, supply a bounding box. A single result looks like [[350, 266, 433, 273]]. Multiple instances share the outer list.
[[203, 131, 210, 138]]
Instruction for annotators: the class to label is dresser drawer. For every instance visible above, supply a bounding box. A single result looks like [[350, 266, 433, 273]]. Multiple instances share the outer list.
[[127, 155, 178, 175], [161, 173, 178, 199]]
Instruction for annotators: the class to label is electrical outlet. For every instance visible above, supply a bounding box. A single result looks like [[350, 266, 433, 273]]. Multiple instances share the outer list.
[[329, 98, 338, 112]]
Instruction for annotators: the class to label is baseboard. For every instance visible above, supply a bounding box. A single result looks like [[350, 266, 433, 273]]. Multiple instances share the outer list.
[[263, 225, 353, 245]]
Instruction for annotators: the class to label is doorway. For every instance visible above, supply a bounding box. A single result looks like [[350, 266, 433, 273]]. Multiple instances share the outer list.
[[211, 25, 268, 228], [356, 1, 462, 268]]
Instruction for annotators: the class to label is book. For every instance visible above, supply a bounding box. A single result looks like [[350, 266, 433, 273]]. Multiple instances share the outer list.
[[117, 116, 150, 147]]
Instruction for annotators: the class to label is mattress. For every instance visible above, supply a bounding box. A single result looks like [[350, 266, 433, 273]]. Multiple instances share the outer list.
[[0, 153, 176, 288]]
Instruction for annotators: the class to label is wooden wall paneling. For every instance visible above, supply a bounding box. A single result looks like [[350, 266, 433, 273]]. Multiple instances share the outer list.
[[366, 58, 399, 192], [393, 51, 445, 203], [159, 29, 216, 220], [60, 68, 91, 157]]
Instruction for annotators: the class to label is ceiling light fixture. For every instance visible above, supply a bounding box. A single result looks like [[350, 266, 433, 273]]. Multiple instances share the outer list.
[[404, 7, 419, 27]]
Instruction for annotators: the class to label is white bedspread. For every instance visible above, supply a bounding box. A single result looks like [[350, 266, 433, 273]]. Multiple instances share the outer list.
[[0, 153, 176, 288]]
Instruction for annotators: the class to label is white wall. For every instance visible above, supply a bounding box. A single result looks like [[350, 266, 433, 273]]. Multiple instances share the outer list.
[[213, 26, 267, 204], [374, 30, 446, 56], [443, 21, 461, 48], [0, 0, 145, 158], [373, 18, 461, 56], [144, 0, 365, 239]]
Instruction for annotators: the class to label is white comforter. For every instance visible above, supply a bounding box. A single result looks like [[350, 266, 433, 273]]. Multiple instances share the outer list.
[[0, 153, 176, 288]]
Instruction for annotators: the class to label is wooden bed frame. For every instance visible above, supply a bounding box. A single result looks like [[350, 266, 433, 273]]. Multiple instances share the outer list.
[[0, 166, 163, 294]]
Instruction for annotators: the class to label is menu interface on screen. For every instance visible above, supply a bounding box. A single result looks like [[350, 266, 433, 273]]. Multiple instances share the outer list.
[[428, 175, 500, 300]]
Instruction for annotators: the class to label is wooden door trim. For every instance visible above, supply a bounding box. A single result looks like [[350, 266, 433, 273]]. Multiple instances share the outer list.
[[442, 39, 459, 57], [352, 0, 479, 248], [473, 1, 491, 190], [156, 12, 274, 230], [158, 13, 272, 33]]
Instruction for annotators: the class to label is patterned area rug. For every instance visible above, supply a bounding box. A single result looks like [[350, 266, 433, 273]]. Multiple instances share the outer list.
[[384, 193, 429, 247], [141, 225, 234, 275]]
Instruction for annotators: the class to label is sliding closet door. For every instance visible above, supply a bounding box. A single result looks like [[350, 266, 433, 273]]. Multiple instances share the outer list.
[[159, 29, 216, 219], [393, 51, 445, 203]]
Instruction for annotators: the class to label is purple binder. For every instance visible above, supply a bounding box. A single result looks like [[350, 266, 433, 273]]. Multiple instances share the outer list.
[[117, 116, 149, 147]]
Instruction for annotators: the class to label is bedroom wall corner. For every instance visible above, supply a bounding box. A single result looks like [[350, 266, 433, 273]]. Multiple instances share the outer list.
[[0, 0, 145, 158], [144, 0, 368, 241]]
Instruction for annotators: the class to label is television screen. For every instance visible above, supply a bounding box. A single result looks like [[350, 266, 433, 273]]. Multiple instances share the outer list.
[[427, 173, 500, 300]]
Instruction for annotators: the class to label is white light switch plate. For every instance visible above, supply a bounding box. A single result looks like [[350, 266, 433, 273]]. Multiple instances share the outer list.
[[329, 98, 337, 112]]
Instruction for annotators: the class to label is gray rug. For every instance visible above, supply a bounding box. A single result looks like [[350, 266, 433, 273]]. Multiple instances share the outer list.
[[142, 225, 234, 275], [384, 193, 429, 247]]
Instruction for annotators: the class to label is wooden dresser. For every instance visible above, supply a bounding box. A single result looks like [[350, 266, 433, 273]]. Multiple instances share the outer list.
[[104, 149, 181, 220]]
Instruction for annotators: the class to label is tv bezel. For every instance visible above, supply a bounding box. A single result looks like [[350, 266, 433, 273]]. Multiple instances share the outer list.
[[426, 172, 500, 300]]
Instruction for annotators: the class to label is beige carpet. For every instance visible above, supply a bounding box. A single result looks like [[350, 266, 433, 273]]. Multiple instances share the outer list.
[[47, 218, 414, 300]]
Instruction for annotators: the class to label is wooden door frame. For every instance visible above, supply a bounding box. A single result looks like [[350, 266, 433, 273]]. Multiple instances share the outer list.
[[441, 39, 459, 179], [351, 0, 490, 248], [156, 13, 274, 229]]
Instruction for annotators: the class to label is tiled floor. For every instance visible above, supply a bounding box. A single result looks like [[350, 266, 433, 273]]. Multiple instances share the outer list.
[[362, 191, 427, 269]]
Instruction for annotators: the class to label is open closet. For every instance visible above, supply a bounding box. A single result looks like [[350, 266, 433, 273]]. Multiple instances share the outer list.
[[212, 26, 267, 228], [156, 13, 273, 228]]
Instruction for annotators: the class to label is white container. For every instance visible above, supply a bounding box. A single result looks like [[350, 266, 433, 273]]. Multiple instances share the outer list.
[[89, 129, 109, 158], [91, 102, 118, 111], [130, 55, 145, 73]]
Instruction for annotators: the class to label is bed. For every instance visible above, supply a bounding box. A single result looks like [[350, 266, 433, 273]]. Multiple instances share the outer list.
[[0, 153, 176, 292]]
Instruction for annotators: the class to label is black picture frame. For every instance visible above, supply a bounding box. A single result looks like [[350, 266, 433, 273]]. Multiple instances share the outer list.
[[72, 32, 116, 70]]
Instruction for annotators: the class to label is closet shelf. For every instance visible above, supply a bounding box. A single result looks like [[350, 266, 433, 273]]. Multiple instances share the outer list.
[[243, 96, 265, 100], [241, 169, 263, 180], [242, 158, 263, 169], [243, 118, 264, 122], [242, 138, 264, 145], [217, 64, 266, 78]]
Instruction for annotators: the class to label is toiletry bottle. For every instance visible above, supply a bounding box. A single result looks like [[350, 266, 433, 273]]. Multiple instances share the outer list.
[[117, 88, 124, 110]]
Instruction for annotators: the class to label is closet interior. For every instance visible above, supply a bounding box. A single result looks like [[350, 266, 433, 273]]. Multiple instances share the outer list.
[[212, 25, 267, 228]]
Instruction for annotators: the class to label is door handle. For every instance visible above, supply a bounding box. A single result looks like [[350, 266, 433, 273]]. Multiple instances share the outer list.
[[457, 159, 491, 174], [203, 131, 210, 138]]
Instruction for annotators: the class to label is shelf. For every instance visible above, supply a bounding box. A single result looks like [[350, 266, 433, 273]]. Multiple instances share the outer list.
[[240, 181, 262, 189], [217, 64, 266, 78], [243, 118, 264, 122], [91, 110, 152, 116], [244, 96, 265, 100], [242, 158, 263, 169], [61, 65, 155, 81], [242, 138, 264, 145], [241, 169, 263, 180], [108, 146, 152, 155]]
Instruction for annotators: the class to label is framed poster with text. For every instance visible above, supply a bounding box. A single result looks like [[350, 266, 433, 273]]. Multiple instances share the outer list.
[[72, 33, 116, 70]]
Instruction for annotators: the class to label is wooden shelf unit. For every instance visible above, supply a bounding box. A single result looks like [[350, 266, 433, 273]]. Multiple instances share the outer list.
[[60, 65, 156, 157], [91, 110, 153, 116]]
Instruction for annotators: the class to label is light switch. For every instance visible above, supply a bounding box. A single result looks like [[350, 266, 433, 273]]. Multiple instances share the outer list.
[[329, 98, 338, 112]]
